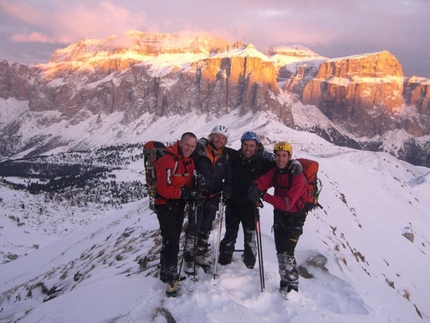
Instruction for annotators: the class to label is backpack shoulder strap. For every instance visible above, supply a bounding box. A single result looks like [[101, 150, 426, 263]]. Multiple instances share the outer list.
[[273, 168, 293, 190], [164, 153, 178, 174], [172, 154, 178, 174]]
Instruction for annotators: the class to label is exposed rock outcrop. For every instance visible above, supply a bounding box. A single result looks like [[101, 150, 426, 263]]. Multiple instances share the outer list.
[[404, 76, 430, 116], [266, 45, 327, 95], [3, 32, 292, 126], [0, 33, 429, 166], [301, 51, 415, 137], [0, 61, 35, 101]]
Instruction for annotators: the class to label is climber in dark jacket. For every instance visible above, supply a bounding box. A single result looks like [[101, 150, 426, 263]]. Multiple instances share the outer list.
[[183, 125, 232, 274], [218, 131, 302, 269]]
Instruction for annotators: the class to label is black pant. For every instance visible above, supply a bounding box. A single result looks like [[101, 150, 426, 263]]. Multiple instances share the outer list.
[[155, 201, 186, 283], [186, 196, 219, 237], [224, 202, 256, 237], [273, 209, 306, 289], [219, 202, 257, 267], [273, 209, 307, 255]]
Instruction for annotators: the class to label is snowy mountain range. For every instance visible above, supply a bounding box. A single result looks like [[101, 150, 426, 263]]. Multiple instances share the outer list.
[[1, 109, 430, 322], [0, 31, 429, 167]]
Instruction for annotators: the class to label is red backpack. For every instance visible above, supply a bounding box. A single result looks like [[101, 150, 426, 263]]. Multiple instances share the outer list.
[[143, 141, 178, 210], [297, 158, 322, 212]]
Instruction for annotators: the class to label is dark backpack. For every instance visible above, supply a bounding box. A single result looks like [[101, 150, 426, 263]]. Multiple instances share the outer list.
[[297, 158, 323, 212], [143, 141, 178, 208]]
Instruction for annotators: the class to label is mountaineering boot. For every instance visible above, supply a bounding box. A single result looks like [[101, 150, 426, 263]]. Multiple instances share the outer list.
[[159, 272, 167, 283], [184, 235, 196, 259], [197, 231, 211, 257], [277, 252, 299, 297], [243, 229, 257, 269], [166, 281, 178, 297], [279, 280, 298, 299], [218, 239, 235, 265], [218, 228, 238, 265], [183, 235, 196, 276], [184, 261, 195, 275], [159, 247, 180, 284], [195, 255, 212, 273], [183, 235, 196, 275]]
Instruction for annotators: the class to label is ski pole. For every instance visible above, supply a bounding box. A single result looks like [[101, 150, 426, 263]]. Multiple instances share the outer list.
[[177, 225, 187, 279], [213, 183, 225, 279], [190, 171, 206, 281], [191, 199, 198, 281], [255, 199, 265, 292]]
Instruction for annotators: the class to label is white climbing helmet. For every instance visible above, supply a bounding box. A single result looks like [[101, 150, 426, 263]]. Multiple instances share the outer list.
[[210, 125, 230, 139]]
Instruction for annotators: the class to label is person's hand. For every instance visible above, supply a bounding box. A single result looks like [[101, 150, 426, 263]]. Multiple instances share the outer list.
[[195, 173, 205, 188], [222, 187, 231, 199], [189, 188, 200, 200], [288, 159, 303, 176], [221, 192, 230, 205], [180, 187, 200, 200], [248, 184, 263, 203]]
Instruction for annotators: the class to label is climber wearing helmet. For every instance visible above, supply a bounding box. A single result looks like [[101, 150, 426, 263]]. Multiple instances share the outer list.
[[218, 133, 303, 269], [248, 141, 308, 296], [183, 125, 232, 274]]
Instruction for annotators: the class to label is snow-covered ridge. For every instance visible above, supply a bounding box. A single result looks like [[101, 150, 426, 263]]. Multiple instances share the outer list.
[[0, 111, 429, 322], [49, 31, 231, 64], [1, 31, 429, 168], [49, 35, 328, 71], [0, 98, 29, 126]]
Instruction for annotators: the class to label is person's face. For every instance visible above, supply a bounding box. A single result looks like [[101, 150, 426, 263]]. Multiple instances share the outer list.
[[275, 150, 291, 169], [179, 135, 197, 158], [210, 134, 227, 149], [241, 140, 257, 158]]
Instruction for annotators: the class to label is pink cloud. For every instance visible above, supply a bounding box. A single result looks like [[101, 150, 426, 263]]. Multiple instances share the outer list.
[[2, 1, 148, 44], [0, 0, 46, 25], [50, 1, 147, 42], [11, 32, 56, 43]]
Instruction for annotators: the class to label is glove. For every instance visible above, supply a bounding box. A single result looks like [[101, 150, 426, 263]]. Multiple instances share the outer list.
[[222, 186, 231, 199], [288, 159, 303, 176], [194, 173, 206, 188], [190, 188, 200, 200], [248, 184, 263, 203], [220, 189, 230, 205], [180, 187, 200, 200]]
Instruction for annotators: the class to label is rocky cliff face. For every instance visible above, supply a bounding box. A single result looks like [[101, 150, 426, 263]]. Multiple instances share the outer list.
[[265, 45, 326, 95], [1, 32, 291, 126], [0, 61, 35, 101], [300, 51, 424, 137], [0, 32, 429, 166], [404, 76, 430, 116]]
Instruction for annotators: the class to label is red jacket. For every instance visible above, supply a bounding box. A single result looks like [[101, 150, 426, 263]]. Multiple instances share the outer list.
[[154, 141, 195, 205], [255, 168, 308, 213]]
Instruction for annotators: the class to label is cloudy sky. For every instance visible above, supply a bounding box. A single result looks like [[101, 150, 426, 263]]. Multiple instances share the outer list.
[[1, 0, 429, 78]]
